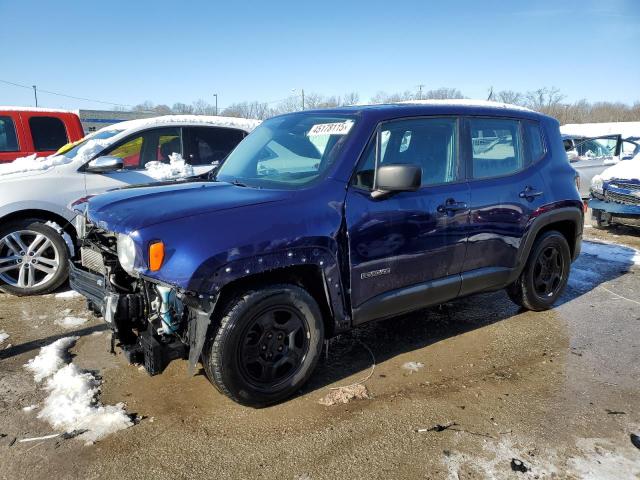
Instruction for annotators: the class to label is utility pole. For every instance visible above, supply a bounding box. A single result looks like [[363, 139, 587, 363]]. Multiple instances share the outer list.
[[301, 89, 305, 110], [213, 93, 218, 115], [32, 85, 38, 107], [417, 84, 424, 100]]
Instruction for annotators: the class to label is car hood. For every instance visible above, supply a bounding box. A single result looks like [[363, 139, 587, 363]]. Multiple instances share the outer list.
[[86, 181, 294, 233], [0, 162, 68, 182]]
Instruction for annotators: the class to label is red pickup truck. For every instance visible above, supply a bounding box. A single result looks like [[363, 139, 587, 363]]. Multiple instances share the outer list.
[[0, 107, 85, 163]]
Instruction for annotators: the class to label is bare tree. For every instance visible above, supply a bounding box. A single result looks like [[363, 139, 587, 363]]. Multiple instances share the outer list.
[[191, 99, 216, 115], [133, 100, 155, 112], [172, 102, 194, 114], [342, 92, 360, 106], [152, 104, 172, 115], [222, 101, 271, 120], [422, 87, 464, 99], [495, 90, 524, 105]]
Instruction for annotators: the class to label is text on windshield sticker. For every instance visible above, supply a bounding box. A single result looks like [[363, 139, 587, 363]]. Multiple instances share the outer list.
[[307, 121, 354, 136]]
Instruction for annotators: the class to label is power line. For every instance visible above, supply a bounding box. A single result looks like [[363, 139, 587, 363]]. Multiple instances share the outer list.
[[0, 78, 136, 108]]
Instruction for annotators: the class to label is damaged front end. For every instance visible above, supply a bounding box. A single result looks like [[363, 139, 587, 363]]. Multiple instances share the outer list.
[[69, 215, 214, 375]]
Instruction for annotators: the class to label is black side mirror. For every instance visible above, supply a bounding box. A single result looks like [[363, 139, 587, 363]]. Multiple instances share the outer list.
[[374, 164, 421, 196]]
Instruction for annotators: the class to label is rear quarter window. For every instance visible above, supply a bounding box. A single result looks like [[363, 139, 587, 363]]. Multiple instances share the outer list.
[[0, 116, 19, 152], [523, 121, 546, 164], [29, 116, 69, 151]]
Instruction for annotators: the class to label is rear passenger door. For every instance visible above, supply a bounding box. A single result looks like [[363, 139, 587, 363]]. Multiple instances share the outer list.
[[460, 117, 547, 294], [346, 117, 470, 323]]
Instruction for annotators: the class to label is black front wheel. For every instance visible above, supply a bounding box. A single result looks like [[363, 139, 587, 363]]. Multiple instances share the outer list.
[[202, 284, 324, 407], [507, 231, 571, 311]]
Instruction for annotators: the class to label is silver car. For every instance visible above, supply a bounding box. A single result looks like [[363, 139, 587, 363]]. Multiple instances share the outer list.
[[563, 134, 640, 198], [0, 115, 259, 296]]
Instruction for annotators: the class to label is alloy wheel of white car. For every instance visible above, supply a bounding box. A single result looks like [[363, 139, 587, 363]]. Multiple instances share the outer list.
[[0, 221, 69, 296]]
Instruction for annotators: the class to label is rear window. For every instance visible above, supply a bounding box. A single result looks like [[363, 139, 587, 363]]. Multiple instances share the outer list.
[[29, 116, 69, 151], [0, 116, 19, 152]]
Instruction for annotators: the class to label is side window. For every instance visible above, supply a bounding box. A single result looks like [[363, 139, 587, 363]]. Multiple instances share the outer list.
[[152, 129, 181, 163], [103, 128, 182, 169], [185, 127, 245, 165], [353, 117, 458, 189], [469, 118, 522, 179], [107, 136, 144, 168], [523, 121, 545, 164], [28, 116, 68, 151], [0, 116, 19, 152]]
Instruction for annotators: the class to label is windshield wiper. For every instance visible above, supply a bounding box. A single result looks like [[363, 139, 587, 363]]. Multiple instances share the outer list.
[[231, 179, 248, 187]]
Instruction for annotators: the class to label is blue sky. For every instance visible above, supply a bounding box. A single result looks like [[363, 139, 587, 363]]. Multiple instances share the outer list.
[[1, 0, 638, 110]]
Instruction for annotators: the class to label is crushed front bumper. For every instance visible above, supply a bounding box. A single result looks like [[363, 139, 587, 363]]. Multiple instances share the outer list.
[[589, 198, 640, 228], [68, 261, 145, 330], [69, 260, 213, 375]]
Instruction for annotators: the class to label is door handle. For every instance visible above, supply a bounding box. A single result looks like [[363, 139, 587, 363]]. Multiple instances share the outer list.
[[437, 198, 468, 214], [519, 186, 544, 201]]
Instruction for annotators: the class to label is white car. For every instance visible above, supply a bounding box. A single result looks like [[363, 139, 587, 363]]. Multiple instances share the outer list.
[[0, 115, 259, 296]]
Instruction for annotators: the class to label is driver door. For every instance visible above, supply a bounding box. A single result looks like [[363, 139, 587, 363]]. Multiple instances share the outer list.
[[346, 117, 470, 324], [83, 127, 185, 195]]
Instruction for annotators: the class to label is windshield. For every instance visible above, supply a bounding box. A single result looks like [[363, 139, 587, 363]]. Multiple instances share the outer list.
[[215, 113, 357, 189], [62, 129, 123, 159]]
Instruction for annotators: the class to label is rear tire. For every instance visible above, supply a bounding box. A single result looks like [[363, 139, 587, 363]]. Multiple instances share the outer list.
[[0, 220, 70, 296], [202, 284, 324, 407], [507, 231, 571, 311]]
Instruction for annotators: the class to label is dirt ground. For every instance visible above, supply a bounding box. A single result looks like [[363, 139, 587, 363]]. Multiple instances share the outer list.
[[1, 213, 639, 479]]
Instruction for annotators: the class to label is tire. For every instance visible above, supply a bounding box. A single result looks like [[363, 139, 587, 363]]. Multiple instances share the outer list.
[[506, 231, 571, 311], [0, 220, 70, 296], [592, 209, 610, 230], [202, 284, 324, 407]]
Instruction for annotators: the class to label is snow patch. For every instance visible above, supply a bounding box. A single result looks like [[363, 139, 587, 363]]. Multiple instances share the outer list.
[[560, 121, 640, 139], [56, 316, 89, 328], [581, 240, 640, 266], [592, 157, 640, 184], [25, 336, 79, 382], [0, 330, 9, 343], [24, 336, 133, 443], [107, 114, 260, 135], [144, 152, 195, 180], [0, 138, 110, 176], [22, 404, 38, 412], [0, 105, 77, 114], [54, 290, 83, 299], [398, 99, 534, 112], [568, 438, 640, 480], [402, 361, 425, 372]]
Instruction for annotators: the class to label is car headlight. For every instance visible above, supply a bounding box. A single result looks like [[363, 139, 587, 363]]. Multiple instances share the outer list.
[[117, 233, 138, 276], [591, 176, 604, 194]]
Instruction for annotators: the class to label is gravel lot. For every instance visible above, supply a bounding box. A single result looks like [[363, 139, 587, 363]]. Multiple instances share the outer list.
[[1, 216, 639, 479]]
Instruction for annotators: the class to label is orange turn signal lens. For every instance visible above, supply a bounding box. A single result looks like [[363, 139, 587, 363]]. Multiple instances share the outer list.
[[149, 241, 164, 271]]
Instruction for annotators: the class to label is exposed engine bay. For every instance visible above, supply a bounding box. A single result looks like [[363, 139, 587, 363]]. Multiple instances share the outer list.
[[70, 220, 213, 375]]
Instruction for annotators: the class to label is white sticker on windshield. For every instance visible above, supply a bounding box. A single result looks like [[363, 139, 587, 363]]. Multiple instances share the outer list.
[[307, 121, 354, 137]]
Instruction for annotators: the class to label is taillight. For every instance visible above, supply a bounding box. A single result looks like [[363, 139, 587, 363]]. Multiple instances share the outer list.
[[148, 241, 165, 271], [575, 173, 581, 192]]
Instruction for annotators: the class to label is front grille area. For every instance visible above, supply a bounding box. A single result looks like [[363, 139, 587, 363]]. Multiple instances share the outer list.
[[605, 190, 640, 206], [609, 181, 640, 192], [81, 247, 107, 274]]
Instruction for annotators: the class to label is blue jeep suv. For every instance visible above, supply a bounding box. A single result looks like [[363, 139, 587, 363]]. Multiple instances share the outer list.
[[70, 102, 583, 406]]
